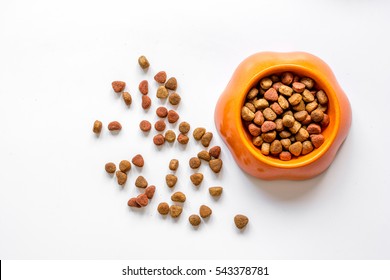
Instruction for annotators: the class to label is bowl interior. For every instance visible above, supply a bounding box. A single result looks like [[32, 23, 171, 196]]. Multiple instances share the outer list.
[[239, 64, 340, 169]]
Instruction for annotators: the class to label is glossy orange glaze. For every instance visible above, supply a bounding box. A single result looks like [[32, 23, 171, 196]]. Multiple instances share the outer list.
[[214, 52, 352, 180]]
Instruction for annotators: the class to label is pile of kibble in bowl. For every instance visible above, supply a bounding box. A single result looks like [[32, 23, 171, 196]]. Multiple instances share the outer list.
[[241, 72, 330, 161]]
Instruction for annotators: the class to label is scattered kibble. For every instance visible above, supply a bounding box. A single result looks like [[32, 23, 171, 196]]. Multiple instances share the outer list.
[[136, 193, 149, 207], [167, 110, 179, 123], [154, 71, 167, 83], [189, 157, 201, 169], [209, 146, 221, 158], [142, 95, 151, 109], [164, 130, 176, 143], [105, 162, 116, 174], [169, 159, 179, 171], [171, 191, 186, 203], [128, 198, 141, 208], [145, 185, 156, 199], [138, 55, 150, 69], [209, 186, 223, 197], [132, 154, 144, 167], [169, 205, 183, 218], [169, 92, 181, 105], [156, 106, 168, 118], [179, 122, 190, 134], [154, 120, 166, 132], [234, 214, 249, 229], [199, 205, 212, 218], [201, 132, 213, 147], [122, 92, 132, 106], [189, 214, 201, 226], [153, 134, 165, 146], [108, 121, 122, 131], [116, 171, 127, 185], [190, 173, 203, 186], [135, 176, 148, 188], [209, 159, 223, 173], [177, 133, 189, 144], [93, 120, 102, 134], [165, 174, 178, 188], [157, 202, 170, 215], [193, 127, 206, 140], [138, 80, 148, 95], [139, 120, 152, 132], [197, 150, 211, 161], [156, 86, 169, 99], [112, 81, 126, 93], [119, 160, 131, 173]]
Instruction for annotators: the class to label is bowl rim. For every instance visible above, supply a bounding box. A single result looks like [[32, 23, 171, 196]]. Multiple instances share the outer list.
[[236, 63, 341, 169]]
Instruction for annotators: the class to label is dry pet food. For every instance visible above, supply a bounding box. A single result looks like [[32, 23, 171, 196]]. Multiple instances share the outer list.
[[169, 159, 179, 171], [169, 205, 183, 218], [171, 191, 186, 203], [234, 214, 249, 229], [199, 205, 212, 218], [157, 202, 170, 215], [153, 134, 165, 145], [156, 106, 168, 118], [116, 171, 127, 185], [189, 157, 201, 169], [154, 120, 166, 131], [119, 160, 131, 172], [190, 173, 203, 186], [136, 193, 149, 207], [164, 130, 176, 143], [209, 186, 223, 197], [138, 55, 150, 69], [209, 159, 223, 173], [108, 121, 122, 131], [209, 146, 221, 158], [93, 120, 102, 134], [145, 185, 156, 199], [165, 77, 177, 90], [189, 214, 201, 226], [193, 127, 206, 140], [197, 150, 211, 161], [142, 95, 151, 109], [132, 154, 144, 167], [156, 86, 169, 99], [135, 176, 148, 188], [165, 174, 178, 188], [128, 198, 141, 208], [154, 71, 167, 83], [201, 132, 213, 147], [139, 120, 151, 132], [167, 110, 179, 123], [112, 81, 126, 93], [105, 162, 116, 174], [122, 92, 132, 106], [138, 80, 148, 95], [169, 92, 181, 105], [177, 133, 189, 144], [179, 122, 190, 134]]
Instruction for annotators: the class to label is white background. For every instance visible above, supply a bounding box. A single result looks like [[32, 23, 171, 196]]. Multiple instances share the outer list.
[[1, 0, 389, 260]]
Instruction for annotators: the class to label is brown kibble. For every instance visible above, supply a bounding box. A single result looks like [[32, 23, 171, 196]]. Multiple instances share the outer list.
[[311, 109, 324, 123], [167, 110, 179, 123], [138, 80, 148, 95], [190, 173, 204, 186], [246, 87, 259, 99], [132, 154, 144, 167], [136, 193, 149, 207], [295, 128, 310, 142], [156, 107, 168, 118], [112, 81, 126, 93], [116, 171, 127, 185], [154, 120, 166, 132], [119, 160, 131, 173], [128, 198, 141, 208], [261, 130, 277, 143], [246, 102, 256, 113], [122, 92, 132, 106], [197, 150, 211, 161], [209, 158, 222, 173], [279, 151, 292, 161], [293, 100, 306, 111], [193, 128, 206, 141], [300, 77, 314, 89], [279, 130, 292, 139], [189, 214, 201, 226], [209, 146, 221, 158], [108, 121, 122, 131], [166, 174, 178, 188], [282, 115, 295, 128], [294, 110, 308, 122], [169, 159, 179, 171], [156, 86, 169, 99], [142, 95, 151, 109], [270, 140, 283, 155], [302, 89, 315, 102], [261, 142, 270, 155], [289, 121, 302, 134], [278, 95, 290, 109], [234, 214, 249, 229], [209, 186, 223, 197], [253, 99, 269, 110], [145, 185, 156, 199], [253, 111, 265, 126], [252, 136, 263, 146], [105, 162, 116, 174], [307, 123, 322, 134], [135, 176, 148, 188], [157, 202, 170, 215], [316, 90, 328, 105], [93, 120, 102, 134], [289, 141, 303, 157], [169, 92, 181, 105], [302, 140, 314, 155], [264, 88, 278, 101], [260, 77, 273, 90], [321, 114, 330, 128], [281, 72, 293, 85], [153, 134, 165, 145], [199, 205, 212, 218], [165, 130, 176, 143], [292, 82, 305, 93], [165, 77, 177, 90], [310, 134, 325, 148], [272, 81, 282, 91], [274, 118, 283, 131], [241, 106, 255, 121], [154, 71, 167, 83], [261, 121, 276, 133], [248, 123, 261, 136], [201, 132, 213, 147], [139, 120, 152, 132], [171, 191, 186, 203], [306, 101, 318, 113], [179, 122, 191, 134], [301, 114, 312, 125], [288, 93, 302, 106], [262, 108, 277, 121], [170, 205, 183, 218], [177, 133, 189, 144], [318, 104, 328, 112], [189, 157, 201, 169], [280, 138, 291, 150], [138, 55, 150, 69]]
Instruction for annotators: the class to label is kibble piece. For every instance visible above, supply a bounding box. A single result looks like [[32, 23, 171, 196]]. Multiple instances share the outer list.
[[209, 158, 222, 173], [245, 102, 256, 113], [93, 120, 102, 134], [248, 123, 261, 136], [189, 157, 201, 169], [179, 122, 191, 134], [316, 90, 328, 105], [190, 173, 204, 186], [164, 130, 176, 143], [270, 102, 283, 115], [272, 82, 283, 91], [283, 110, 294, 117], [136, 193, 149, 207], [253, 111, 265, 126], [128, 198, 141, 208], [209, 186, 223, 196], [189, 214, 201, 226], [281, 72, 294, 85], [138, 80, 148, 95], [108, 121, 122, 132], [279, 151, 292, 161], [261, 121, 276, 133], [280, 138, 291, 150], [234, 214, 249, 229], [300, 77, 314, 89], [307, 123, 322, 134], [201, 132, 213, 147], [166, 174, 178, 188], [260, 77, 272, 90], [261, 131, 277, 143], [301, 140, 314, 155], [288, 93, 302, 106], [253, 98, 269, 110], [122, 92, 132, 106], [171, 191, 186, 203], [241, 106, 255, 121], [294, 110, 308, 122], [165, 77, 177, 90], [321, 114, 330, 128], [289, 141, 303, 157], [252, 136, 263, 146], [138, 55, 150, 69], [169, 159, 179, 171], [119, 160, 131, 173], [105, 162, 116, 174], [167, 110, 179, 123], [157, 202, 170, 215], [310, 134, 325, 148], [302, 89, 315, 102], [139, 120, 152, 132], [295, 128, 310, 142], [270, 140, 283, 155], [292, 100, 305, 111], [116, 171, 127, 185], [177, 133, 189, 144], [209, 146, 221, 158], [145, 185, 156, 199], [153, 134, 165, 145], [197, 150, 211, 161], [168, 92, 181, 105], [318, 104, 328, 112], [282, 115, 295, 128], [278, 85, 293, 96], [261, 142, 270, 155], [112, 81, 126, 93], [154, 71, 167, 83], [156, 106, 168, 118], [264, 88, 278, 101], [289, 121, 302, 134], [156, 86, 169, 99], [292, 82, 305, 93], [154, 120, 166, 132], [278, 95, 290, 110], [279, 130, 292, 139], [199, 205, 212, 218], [311, 109, 324, 123], [142, 95, 151, 109], [306, 101, 318, 113], [170, 205, 183, 218], [132, 154, 144, 167], [302, 114, 312, 125], [135, 176, 148, 188], [246, 88, 259, 100], [263, 108, 277, 121]]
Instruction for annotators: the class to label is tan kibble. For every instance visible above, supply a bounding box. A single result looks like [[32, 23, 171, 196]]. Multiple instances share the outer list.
[[283, 110, 293, 117], [189, 157, 201, 169], [135, 176, 148, 188], [209, 146, 221, 158], [321, 114, 330, 128], [122, 92, 132, 106], [316, 90, 328, 105], [252, 136, 263, 146], [260, 77, 273, 90], [306, 101, 318, 113], [234, 214, 249, 229], [272, 82, 283, 91], [292, 100, 305, 111], [280, 138, 291, 150], [193, 127, 206, 140], [300, 77, 314, 89], [177, 133, 189, 144], [165, 77, 177, 90], [282, 115, 295, 128], [164, 130, 176, 143], [170, 205, 183, 218], [288, 93, 302, 106], [171, 191, 186, 203], [105, 162, 116, 174], [302, 114, 312, 125], [289, 141, 303, 157], [253, 111, 265, 126], [311, 109, 324, 122], [119, 160, 131, 173], [157, 202, 170, 215], [263, 108, 277, 121], [278, 85, 293, 96], [189, 214, 201, 226], [302, 140, 314, 155], [165, 174, 177, 188], [261, 142, 270, 155], [209, 186, 223, 197], [169, 159, 179, 171], [190, 173, 204, 186], [197, 150, 211, 161], [169, 92, 181, 105], [138, 55, 150, 69], [261, 130, 277, 143], [199, 205, 212, 218], [179, 122, 191, 134], [295, 128, 310, 142], [294, 110, 308, 122], [128, 198, 141, 208], [209, 159, 223, 173], [278, 95, 290, 110], [281, 72, 294, 85], [201, 132, 213, 147], [241, 106, 255, 121], [253, 98, 269, 110], [302, 89, 315, 102], [156, 86, 169, 99], [270, 140, 283, 155], [116, 171, 127, 185], [246, 88, 259, 100], [93, 120, 102, 134], [245, 102, 256, 113], [279, 130, 292, 139], [289, 121, 302, 134]]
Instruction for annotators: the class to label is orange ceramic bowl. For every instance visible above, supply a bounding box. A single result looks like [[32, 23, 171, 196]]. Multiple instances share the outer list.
[[214, 52, 352, 180]]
